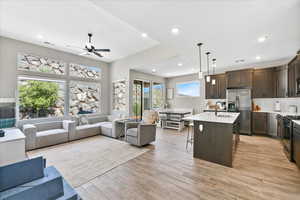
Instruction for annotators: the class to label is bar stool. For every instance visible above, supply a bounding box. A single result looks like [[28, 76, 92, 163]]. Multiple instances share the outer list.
[[186, 121, 194, 150]]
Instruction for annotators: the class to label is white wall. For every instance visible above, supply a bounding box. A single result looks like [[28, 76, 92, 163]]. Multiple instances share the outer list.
[[166, 73, 206, 114], [109, 45, 174, 116], [0, 36, 111, 115]]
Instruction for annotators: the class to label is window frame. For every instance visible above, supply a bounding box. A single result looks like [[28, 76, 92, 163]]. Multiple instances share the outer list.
[[16, 53, 103, 121]]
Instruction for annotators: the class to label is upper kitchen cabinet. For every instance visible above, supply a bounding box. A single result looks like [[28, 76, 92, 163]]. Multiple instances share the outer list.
[[288, 54, 300, 97], [205, 74, 226, 99], [226, 69, 253, 89], [253, 68, 276, 98], [274, 65, 288, 98]]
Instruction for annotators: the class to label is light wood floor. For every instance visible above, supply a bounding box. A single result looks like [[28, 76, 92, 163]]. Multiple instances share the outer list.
[[76, 128, 300, 200]]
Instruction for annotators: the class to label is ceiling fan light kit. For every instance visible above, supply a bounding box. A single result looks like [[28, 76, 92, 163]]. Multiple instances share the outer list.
[[75, 33, 111, 58]]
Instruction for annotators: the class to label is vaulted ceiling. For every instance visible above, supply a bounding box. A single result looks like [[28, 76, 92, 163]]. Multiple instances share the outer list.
[[1, 0, 299, 77]]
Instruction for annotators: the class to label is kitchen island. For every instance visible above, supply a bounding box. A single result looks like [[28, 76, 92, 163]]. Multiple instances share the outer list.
[[184, 112, 240, 167]]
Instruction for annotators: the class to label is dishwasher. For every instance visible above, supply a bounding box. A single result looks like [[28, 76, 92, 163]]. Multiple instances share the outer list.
[[293, 122, 300, 168]]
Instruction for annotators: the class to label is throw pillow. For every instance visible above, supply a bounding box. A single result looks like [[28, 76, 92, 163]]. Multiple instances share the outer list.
[[79, 115, 89, 125]]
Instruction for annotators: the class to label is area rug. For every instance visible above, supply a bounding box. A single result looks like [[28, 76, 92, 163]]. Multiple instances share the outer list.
[[27, 136, 149, 187]]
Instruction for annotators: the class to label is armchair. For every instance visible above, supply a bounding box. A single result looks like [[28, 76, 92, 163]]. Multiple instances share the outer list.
[[125, 121, 156, 147]]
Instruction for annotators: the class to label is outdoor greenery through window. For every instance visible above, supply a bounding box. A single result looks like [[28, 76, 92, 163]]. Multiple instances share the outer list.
[[18, 77, 65, 120]]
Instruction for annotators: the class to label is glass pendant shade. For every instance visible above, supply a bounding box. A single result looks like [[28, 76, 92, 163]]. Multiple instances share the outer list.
[[206, 75, 211, 83], [198, 71, 203, 79], [212, 79, 216, 85]]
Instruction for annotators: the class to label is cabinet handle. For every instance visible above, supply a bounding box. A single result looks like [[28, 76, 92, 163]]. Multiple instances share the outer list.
[[199, 124, 203, 132]]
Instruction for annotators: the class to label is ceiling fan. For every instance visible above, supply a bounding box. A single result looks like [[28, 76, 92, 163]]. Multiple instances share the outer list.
[[67, 33, 111, 58]]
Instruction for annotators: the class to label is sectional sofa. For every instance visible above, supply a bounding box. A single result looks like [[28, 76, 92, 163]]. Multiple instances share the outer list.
[[22, 114, 122, 151]]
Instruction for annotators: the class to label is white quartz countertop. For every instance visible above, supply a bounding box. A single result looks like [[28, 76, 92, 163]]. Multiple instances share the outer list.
[[293, 120, 300, 126], [253, 110, 299, 116], [183, 112, 240, 124], [0, 128, 25, 143]]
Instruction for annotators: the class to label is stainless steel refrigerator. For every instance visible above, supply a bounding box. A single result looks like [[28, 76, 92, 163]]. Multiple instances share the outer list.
[[226, 89, 252, 135]]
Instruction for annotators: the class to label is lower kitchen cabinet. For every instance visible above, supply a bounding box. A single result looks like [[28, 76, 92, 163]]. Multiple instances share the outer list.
[[293, 123, 300, 168], [252, 112, 268, 135]]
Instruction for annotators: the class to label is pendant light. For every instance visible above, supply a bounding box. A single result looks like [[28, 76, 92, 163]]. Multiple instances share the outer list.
[[197, 43, 203, 79], [206, 52, 211, 83], [211, 58, 216, 85]]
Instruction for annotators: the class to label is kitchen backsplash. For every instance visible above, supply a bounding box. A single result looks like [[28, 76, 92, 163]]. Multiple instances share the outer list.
[[253, 98, 300, 112]]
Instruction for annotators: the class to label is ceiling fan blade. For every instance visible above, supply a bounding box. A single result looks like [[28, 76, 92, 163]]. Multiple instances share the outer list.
[[94, 49, 111, 52], [93, 51, 103, 57]]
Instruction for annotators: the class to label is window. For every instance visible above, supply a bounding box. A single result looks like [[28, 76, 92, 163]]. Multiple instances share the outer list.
[[17, 53, 103, 120], [152, 82, 164, 109], [69, 63, 101, 79], [69, 81, 101, 115], [176, 81, 200, 97], [18, 53, 66, 75], [18, 77, 65, 120]]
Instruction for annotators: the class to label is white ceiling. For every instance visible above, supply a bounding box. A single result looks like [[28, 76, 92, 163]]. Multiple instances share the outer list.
[[0, 0, 159, 62], [1, 0, 300, 77]]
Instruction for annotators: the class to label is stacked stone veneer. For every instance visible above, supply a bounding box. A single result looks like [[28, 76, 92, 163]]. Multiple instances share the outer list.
[[18, 54, 66, 75], [112, 80, 126, 111], [70, 63, 101, 79], [69, 81, 101, 115]]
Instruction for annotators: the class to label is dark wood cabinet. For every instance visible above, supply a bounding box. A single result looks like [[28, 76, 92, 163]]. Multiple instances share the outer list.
[[226, 69, 253, 88], [275, 66, 288, 98], [293, 123, 300, 168], [288, 54, 300, 97], [277, 116, 284, 138], [205, 74, 226, 99], [253, 68, 275, 98], [252, 112, 268, 135]]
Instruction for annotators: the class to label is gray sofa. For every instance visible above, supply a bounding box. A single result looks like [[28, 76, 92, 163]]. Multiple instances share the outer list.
[[23, 120, 74, 150], [70, 114, 122, 141], [22, 114, 123, 150]]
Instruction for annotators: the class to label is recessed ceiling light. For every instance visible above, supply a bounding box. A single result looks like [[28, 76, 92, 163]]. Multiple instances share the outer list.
[[171, 27, 180, 35], [177, 62, 183, 66], [37, 34, 43, 40], [258, 35, 268, 43], [256, 56, 261, 60], [152, 69, 157, 73], [141, 33, 148, 38]]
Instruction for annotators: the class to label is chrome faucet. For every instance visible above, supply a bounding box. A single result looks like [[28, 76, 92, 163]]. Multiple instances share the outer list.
[[215, 101, 223, 116]]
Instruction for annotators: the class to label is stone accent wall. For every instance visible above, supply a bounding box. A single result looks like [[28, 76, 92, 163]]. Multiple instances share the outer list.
[[18, 53, 66, 75], [70, 63, 101, 79], [69, 81, 101, 115], [112, 80, 126, 111]]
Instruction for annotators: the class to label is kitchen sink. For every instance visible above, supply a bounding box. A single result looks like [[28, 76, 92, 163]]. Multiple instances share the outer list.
[[216, 114, 232, 118]]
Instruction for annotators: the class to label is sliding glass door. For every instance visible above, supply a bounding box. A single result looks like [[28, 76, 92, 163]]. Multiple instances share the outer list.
[[133, 80, 164, 120], [152, 82, 164, 109], [133, 80, 143, 120]]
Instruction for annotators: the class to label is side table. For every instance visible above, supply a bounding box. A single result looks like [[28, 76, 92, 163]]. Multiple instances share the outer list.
[[0, 128, 26, 166]]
